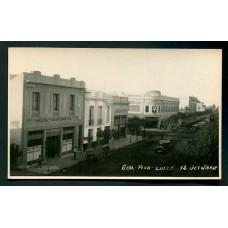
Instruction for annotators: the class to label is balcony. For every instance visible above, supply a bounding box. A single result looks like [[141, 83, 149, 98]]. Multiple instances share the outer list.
[[97, 119, 102, 125], [89, 119, 94, 126]]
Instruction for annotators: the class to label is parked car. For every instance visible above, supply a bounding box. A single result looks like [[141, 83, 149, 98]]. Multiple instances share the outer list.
[[154, 140, 171, 154]]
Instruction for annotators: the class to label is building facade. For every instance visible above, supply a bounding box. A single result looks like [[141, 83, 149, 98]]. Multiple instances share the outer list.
[[189, 96, 205, 113], [10, 71, 85, 167], [196, 102, 205, 112], [84, 91, 113, 147], [189, 96, 198, 113], [84, 91, 129, 148], [128, 90, 179, 128], [111, 96, 129, 138]]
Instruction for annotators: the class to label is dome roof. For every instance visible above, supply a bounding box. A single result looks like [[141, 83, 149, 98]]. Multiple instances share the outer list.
[[145, 90, 161, 97]]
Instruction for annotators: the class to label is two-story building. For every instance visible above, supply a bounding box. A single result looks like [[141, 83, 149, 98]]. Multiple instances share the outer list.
[[111, 96, 129, 138], [84, 91, 129, 148], [128, 90, 179, 128], [84, 91, 113, 148], [10, 71, 85, 167]]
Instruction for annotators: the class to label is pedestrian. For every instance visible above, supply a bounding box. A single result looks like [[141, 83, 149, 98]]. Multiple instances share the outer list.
[[38, 155, 42, 168], [73, 146, 78, 160], [161, 133, 164, 140]]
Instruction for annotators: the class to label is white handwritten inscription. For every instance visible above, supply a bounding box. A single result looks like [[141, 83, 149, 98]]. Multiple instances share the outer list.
[[121, 164, 218, 171]]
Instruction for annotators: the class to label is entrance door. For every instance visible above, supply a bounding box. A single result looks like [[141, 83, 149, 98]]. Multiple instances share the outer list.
[[46, 136, 60, 158]]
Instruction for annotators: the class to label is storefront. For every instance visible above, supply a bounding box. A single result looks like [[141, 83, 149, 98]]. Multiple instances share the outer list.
[[24, 115, 82, 165]]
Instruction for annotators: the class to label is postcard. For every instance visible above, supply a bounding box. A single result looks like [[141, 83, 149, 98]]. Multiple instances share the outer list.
[[8, 47, 222, 179]]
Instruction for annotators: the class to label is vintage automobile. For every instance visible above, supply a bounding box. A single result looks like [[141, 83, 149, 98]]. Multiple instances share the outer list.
[[190, 123, 201, 132], [154, 140, 171, 154]]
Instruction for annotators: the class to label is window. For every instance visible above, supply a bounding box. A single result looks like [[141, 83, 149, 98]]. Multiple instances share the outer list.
[[107, 106, 110, 122], [152, 106, 157, 113], [145, 106, 149, 113], [89, 106, 94, 125], [53, 94, 59, 111], [32, 92, 40, 111], [69, 95, 74, 111]]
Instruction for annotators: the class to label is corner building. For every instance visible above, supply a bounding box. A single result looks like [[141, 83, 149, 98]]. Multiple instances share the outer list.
[[128, 90, 179, 128], [10, 71, 85, 167]]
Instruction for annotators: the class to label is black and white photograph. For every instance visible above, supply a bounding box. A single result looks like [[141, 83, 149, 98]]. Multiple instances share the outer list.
[[8, 47, 222, 179]]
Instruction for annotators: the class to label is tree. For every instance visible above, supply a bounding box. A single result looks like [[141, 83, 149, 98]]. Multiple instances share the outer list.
[[103, 128, 112, 144], [96, 129, 104, 146], [127, 117, 140, 143]]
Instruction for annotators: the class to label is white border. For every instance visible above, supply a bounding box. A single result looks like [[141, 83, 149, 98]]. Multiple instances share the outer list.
[[8, 47, 222, 180]]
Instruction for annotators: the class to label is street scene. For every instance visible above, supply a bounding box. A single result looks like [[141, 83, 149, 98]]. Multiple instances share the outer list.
[[9, 48, 221, 179]]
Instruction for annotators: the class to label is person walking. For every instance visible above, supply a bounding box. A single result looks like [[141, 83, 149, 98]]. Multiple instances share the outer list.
[[73, 146, 78, 160], [37, 155, 42, 168]]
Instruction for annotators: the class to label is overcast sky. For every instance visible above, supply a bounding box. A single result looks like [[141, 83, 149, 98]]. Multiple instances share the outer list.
[[9, 48, 221, 107]]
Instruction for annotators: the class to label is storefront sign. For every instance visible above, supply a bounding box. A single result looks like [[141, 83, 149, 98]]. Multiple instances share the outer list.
[[35, 117, 76, 123]]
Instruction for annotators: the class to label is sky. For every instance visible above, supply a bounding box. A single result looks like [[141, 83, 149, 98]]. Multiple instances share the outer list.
[[9, 48, 222, 108]]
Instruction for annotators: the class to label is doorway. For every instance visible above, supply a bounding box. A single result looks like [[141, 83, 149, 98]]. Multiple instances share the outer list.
[[46, 136, 60, 158]]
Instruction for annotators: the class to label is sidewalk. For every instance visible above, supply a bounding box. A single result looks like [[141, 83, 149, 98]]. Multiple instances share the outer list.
[[144, 128, 169, 132], [109, 135, 145, 149], [22, 135, 145, 175], [26, 152, 86, 175]]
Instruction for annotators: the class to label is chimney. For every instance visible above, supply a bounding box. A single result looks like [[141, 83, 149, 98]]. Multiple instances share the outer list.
[[53, 74, 60, 79], [32, 71, 41, 77]]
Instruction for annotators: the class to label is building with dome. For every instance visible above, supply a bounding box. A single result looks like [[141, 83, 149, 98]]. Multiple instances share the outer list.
[[127, 90, 180, 128]]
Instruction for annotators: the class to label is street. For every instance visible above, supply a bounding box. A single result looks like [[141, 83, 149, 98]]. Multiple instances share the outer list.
[[51, 116, 219, 177]]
